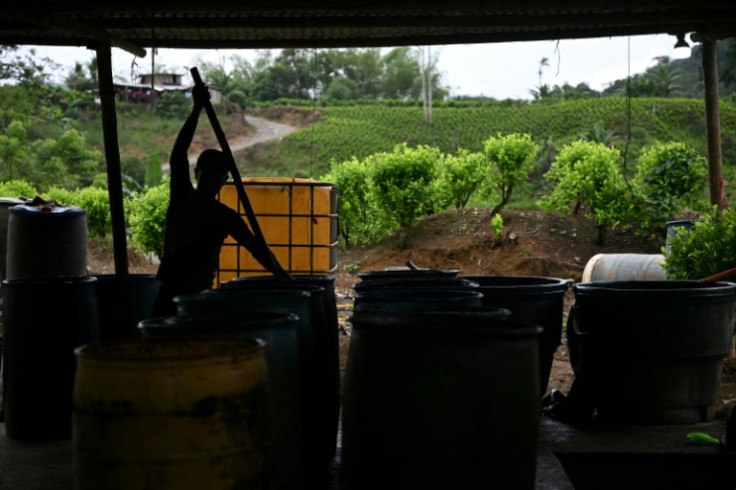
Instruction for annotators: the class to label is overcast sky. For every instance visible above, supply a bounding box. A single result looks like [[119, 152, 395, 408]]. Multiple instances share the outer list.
[[23, 33, 689, 100]]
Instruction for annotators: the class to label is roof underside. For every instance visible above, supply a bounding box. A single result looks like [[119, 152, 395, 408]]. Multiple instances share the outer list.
[[2, 1, 736, 55]]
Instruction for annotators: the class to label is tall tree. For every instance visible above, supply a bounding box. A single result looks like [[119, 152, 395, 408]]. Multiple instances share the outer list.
[[538, 57, 549, 88], [418, 46, 439, 124], [65, 62, 95, 91], [0, 45, 56, 87], [332, 48, 383, 99], [199, 55, 251, 113], [381, 47, 421, 99], [270, 49, 317, 99]]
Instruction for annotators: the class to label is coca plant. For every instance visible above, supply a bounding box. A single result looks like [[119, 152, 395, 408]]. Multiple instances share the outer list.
[[539, 140, 628, 246], [662, 207, 736, 280]]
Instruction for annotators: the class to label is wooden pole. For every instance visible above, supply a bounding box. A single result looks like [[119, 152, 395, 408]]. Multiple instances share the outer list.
[[702, 38, 726, 210], [95, 42, 129, 275]]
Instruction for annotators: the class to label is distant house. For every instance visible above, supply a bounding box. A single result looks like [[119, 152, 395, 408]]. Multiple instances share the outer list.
[[137, 73, 185, 87], [113, 73, 222, 104]]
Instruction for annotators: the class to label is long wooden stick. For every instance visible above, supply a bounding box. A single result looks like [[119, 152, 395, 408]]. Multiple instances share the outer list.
[[704, 266, 736, 283], [190, 67, 281, 274]]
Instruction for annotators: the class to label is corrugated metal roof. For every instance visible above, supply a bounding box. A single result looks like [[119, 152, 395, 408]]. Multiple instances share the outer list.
[[1, 1, 735, 54]]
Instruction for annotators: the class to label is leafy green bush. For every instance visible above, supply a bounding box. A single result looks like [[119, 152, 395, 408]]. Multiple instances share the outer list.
[[435, 148, 486, 209], [663, 207, 736, 279], [321, 158, 391, 247], [540, 140, 628, 246], [42, 187, 74, 205], [156, 90, 191, 120], [145, 154, 163, 188], [0, 179, 38, 198], [68, 187, 111, 239], [482, 132, 539, 215], [126, 182, 169, 257], [631, 141, 708, 236], [42, 186, 111, 238], [0, 121, 32, 183], [120, 155, 146, 188], [369, 144, 441, 229], [491, 213, 504, 245], [31, 128, 102, 190]]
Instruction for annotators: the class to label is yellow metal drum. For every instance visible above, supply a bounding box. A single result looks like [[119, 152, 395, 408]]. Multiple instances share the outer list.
[[73, 338, 273, 490]]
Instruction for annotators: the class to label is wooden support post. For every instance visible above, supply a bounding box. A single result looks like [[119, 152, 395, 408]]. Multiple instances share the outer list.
[[95, 42, 129, 275], [702, 38, 726, 210]]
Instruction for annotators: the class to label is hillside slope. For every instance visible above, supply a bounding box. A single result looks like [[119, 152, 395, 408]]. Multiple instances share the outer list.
[[333, 206, 663, 297]]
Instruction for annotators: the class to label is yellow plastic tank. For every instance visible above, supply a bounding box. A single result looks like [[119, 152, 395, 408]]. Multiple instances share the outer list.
[[217, 177, 338, 287]]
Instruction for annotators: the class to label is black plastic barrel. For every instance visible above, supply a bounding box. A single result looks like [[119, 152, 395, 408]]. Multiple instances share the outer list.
[[95, 274, 159, 340], [2, 276, 100, 440], [665, 218, 700, 257], [341, 308, 540, 490], [354, 288, 483, 311], [173, 288, 314, 489], [139, 311, 301, 489], [0, 197, 27, 280], [463, 275, 572, 397], [353, 274, 478, 294], [570, 280, 736, 424], [356, 268, 460, 282], [220, 275, 339, 487], [6, 205, 88, 280]]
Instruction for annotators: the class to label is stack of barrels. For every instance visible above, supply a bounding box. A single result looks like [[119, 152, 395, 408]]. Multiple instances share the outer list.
[[2, 202, 99, 440], [73, 273, 340, 490], [340, 267, 570, 490]]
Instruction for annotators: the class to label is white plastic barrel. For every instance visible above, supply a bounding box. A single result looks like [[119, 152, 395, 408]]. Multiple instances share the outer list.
[[582, 253, 667, 283]]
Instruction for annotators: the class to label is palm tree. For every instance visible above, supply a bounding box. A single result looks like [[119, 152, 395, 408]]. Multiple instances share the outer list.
[[582, 121, 617, 146], [646, 56, 683, 97], [529, 83, 553, 101], [538, 57, 549, 88]]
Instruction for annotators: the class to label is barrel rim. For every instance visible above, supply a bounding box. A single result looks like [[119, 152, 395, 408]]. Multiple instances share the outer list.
[[354, 289, 483, 299], [2, 276, 97, 286], [227, 273, 336, 281], [357, 269, 460, 281], [350, 308, 543, 338], [140, 311, 300, 328], [461, 275, 572, 292], [574, 279, 736, 296], [74, 337, 266, 363], [666, 218, 702, 227], [9, 204, 86, 216], [92, 273, 157, 280], [352, 278, 479, 291], [176, 289, 311, 304]]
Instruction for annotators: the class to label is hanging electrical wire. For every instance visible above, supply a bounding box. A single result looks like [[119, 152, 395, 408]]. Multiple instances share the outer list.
[[309, 47, 318, 179]]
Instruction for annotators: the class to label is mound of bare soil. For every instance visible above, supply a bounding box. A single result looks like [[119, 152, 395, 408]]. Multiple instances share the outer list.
[[333, 207, 662, 294], [333, 206, 736, 416]]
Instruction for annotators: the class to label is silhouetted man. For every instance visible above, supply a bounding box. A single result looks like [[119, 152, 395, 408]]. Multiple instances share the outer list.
[[151, 84, 290, 317]]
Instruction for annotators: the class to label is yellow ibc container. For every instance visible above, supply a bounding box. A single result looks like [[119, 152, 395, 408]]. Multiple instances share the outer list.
[[217, 177, 338, 287]]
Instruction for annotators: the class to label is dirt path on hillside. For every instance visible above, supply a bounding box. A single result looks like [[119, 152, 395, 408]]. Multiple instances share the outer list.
[[161, 115, 297, 171]]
